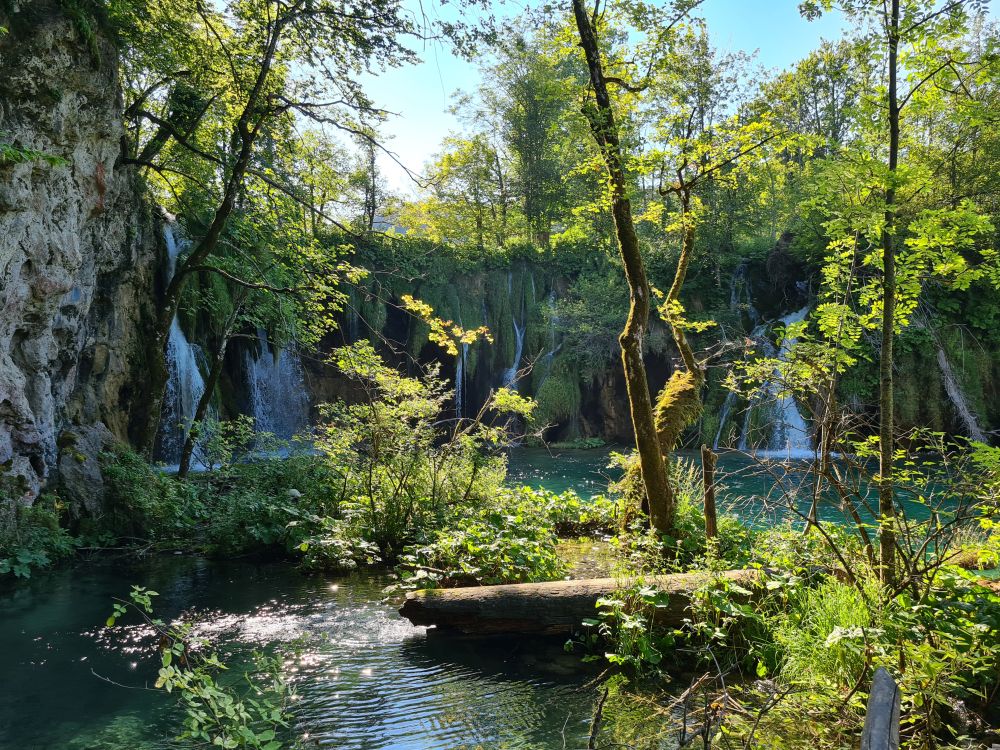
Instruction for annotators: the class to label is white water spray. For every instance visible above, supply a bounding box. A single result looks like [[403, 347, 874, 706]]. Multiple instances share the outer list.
[[157, 223, 209, 463], [244, 328, 310, 439]]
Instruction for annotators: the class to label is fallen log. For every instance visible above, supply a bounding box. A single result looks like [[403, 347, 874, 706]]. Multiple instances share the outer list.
[[399, 569, 761, 635]]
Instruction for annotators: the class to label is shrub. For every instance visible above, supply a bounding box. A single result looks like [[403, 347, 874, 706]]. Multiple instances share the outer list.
[[315, 341, 529, 558], [0, 494, 76, 577], [508, 485, 619, 537], [286, 511, 381, 571], [395, 487, 569, 589], [101, 448, 206, 543]]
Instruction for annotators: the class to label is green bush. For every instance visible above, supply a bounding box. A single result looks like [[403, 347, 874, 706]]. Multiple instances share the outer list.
[[286, 510, 381, 571], [101, 448, 206, 543], [508, 485, 618, 537], [396, 487, 569, 589], [315, 341, 529, 558], [609, 456, 754, 574], [0, 495, 76, 578], [101, 447, 334, 556]]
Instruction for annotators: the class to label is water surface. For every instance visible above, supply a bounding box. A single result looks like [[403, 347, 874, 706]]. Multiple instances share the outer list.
[[0, 559, 598, 749]]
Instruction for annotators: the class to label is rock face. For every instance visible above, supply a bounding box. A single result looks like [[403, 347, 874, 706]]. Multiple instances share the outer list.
[[0, 1, 159, 507]]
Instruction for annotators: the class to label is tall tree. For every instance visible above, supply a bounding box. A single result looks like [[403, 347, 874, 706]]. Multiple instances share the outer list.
[[802, 0, 993, 584], [570, 0, 690, 533]]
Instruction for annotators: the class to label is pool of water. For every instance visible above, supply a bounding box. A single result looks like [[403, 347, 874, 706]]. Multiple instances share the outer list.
[[0, 558, 598, 749], [506, 446, 622, 496], [506, 447, 944, 527]]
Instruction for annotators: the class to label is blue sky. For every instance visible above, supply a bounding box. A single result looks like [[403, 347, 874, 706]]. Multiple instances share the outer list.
[[359, 0, 984, 193]]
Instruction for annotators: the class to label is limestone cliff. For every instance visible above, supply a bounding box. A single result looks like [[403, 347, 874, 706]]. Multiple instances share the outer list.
[[0, 1, 159, 509]]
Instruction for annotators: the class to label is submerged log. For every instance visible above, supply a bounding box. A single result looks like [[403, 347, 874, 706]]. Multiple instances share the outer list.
[[399, 569, 761, 635]]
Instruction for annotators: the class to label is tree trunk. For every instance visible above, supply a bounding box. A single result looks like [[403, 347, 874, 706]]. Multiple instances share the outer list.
[[399, 570, 761, 635], [701, 444, 718, 540], [666, 188, 699, 374], [138, 24, 284, 455], [878, 0, 900, 587], [572, 0, 674, 533]]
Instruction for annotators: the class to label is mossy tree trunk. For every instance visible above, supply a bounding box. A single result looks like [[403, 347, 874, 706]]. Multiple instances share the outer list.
[[572, 0, 674, 534]]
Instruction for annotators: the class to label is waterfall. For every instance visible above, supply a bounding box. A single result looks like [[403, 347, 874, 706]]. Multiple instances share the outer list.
[[455, 342, 469, 417], [713, 390, 739, 449], [936, 344, 988, 443], [535, 291, 562, 390], [156, 223, 209, 464], [714, 264, 760, 449], [730, 261, 760, 327], [244, 328, 310, 440], [764, 306, 813, 457], [454, 311, 468, 418], [737, 322, 774, 452], [501, 270, 526, 388], [501, 318, 526, 387], [733, 308, 813, 458]]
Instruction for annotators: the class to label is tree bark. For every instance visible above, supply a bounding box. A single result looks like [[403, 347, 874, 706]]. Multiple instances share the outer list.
[[701, 444, 718, 540], [572, 0, 674, 533], [666, 187, 699, 374], [878, 0, 900, 587], [399, 570, 761, 635]]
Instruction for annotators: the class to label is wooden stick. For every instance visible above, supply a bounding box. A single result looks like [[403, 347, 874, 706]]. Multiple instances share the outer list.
[[701, 444, 718, 540]]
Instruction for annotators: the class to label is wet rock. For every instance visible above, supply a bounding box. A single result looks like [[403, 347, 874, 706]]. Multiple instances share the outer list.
[[56, 424, 117, 517]]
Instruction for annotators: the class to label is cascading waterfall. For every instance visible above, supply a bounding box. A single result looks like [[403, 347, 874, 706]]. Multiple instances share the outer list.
[[729, 261, 760, 327], [713, 390, 739, 449], [765, 306, 813, 456], [244, 328, 310, 440], [157, 223, 209, 463], [714, 264, 760, 450], [736, 322, 775, 452], [935, 343, 988, 443], [714, 263, 813, 456], [738, 307, 813, 458], [535, 291, 562, 390], [501, 271, 526, 388], [455, 342, 469, 417], [502, 319, 526, 387], [454, 312, 468, 418]]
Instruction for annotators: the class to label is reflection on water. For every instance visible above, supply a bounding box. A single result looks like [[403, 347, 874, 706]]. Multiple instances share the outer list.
[[0, 558, 597, 749]]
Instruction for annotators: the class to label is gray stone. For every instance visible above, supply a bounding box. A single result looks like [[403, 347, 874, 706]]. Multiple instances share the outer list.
[[0, 1, 159, 505], [56, 424, 117, 517]]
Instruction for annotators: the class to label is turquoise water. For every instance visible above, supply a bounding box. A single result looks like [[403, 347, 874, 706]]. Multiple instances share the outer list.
[[506, 446, 622, 496], [506, 447, 948, 528], [0, 558, 598, 749]]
